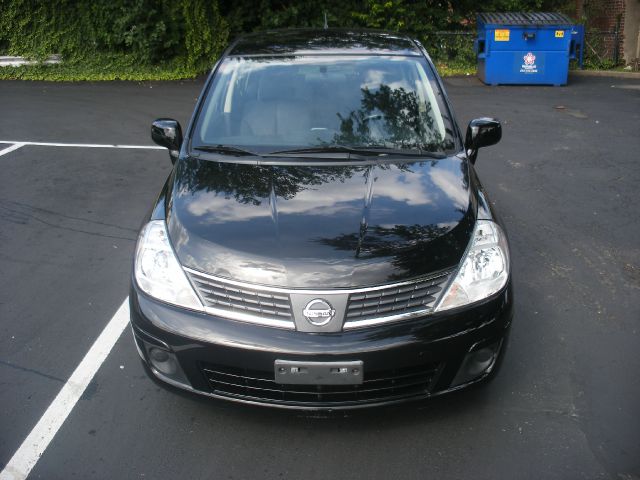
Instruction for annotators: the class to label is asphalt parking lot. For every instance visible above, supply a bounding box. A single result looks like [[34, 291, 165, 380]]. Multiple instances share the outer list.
[[1, 73, 639, 479]]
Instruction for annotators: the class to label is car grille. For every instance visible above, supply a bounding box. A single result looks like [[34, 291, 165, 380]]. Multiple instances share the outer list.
[[187, 269, 294, 326], [201, 362, 442, 406], [186, 267, 454, 330], [344, 270, 452, 326]]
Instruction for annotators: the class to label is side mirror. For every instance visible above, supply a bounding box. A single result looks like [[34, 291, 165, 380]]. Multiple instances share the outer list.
[[465, 118, 501, 164], [151, 118, 183, 164]]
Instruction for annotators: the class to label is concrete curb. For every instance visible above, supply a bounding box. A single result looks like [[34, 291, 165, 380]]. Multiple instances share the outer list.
[[570, 69, 640, 79], [0, 55, 61, 67]]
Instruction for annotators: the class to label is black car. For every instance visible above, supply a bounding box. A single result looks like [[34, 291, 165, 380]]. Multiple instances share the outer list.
[[130, 29, 512, 409]]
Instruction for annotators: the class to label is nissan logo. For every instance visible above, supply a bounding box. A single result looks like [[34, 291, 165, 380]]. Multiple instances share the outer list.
[[302, 299, 336, 326]]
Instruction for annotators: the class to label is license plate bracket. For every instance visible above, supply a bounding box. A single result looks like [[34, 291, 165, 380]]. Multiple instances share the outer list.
[[274, 360, 363, 385]]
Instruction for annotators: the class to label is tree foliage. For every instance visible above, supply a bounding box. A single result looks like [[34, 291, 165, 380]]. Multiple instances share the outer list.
[[221, 0, 571, 37], [0, 0, 571, 80], [0, 0, 228, 77]]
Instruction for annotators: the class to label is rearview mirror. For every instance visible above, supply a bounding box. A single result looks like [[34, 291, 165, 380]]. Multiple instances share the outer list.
[[465, 118, 501, 164], [151, 118, 182, 164]]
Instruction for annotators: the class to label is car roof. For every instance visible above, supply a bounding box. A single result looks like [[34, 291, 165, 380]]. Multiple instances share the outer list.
[[227, 28, 422, 57]]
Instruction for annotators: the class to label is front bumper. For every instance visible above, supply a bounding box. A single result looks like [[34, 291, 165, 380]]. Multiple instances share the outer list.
[[130, 280, 513, 410]]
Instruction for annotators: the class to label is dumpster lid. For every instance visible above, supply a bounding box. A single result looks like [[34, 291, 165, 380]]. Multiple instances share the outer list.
[[478, 12, 573, 26]]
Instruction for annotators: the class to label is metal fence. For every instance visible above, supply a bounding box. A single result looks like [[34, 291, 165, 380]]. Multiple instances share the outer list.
[[582, 30, 622, 68], [2, 29, 624, 71], [422, 29, 622, 70], [421, 30, 476, 68], [420, 31, 476, 67]]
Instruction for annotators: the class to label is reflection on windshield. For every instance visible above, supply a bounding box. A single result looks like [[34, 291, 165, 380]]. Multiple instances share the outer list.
[[194, 56, 455, 153], [334, 84, 446, 151]]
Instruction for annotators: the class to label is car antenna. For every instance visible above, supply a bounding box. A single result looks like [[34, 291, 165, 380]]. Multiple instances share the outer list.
[[323, 11, 328, 29]]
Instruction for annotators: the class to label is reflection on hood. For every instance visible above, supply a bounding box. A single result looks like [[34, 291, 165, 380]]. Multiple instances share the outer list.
[[167, 156, 474, 287]]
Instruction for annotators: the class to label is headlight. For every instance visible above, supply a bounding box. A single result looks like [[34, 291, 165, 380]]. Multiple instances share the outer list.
[[435, 220, 509, 311], [134, 220, 203, 311]]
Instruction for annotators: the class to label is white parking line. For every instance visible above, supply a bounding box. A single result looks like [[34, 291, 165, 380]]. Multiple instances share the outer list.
[[0, 141, 163, 150], [0, 299, 130, 480], [0, 143, 25, 157]]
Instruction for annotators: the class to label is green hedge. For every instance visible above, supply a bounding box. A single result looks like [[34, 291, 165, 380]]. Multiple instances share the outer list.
[[0, 0, 571, 80], [0, 0, 228, 79]]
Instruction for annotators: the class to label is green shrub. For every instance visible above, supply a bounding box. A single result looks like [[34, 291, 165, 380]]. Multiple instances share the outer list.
[[0, 0, 571, 80], [0, 0, 228, 77]]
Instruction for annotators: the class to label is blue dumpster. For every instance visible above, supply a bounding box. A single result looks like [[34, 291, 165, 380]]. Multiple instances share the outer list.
[[476, 12, 576, 86]]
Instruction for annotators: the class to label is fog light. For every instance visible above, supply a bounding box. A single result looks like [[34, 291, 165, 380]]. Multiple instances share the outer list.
[[132, 329, 192, 389], [451, 340, 502, 388], [148, 347, 178, 375], [465, 347, 495, 377]]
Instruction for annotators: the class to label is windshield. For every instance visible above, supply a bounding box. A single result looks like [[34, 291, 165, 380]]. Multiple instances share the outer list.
[[192, 55, 457, 154]]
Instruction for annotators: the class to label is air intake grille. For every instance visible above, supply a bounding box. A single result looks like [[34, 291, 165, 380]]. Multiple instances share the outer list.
[[344, 271, 452, 325], [201, 362, 442, 407], [187, 269, 294, 325]]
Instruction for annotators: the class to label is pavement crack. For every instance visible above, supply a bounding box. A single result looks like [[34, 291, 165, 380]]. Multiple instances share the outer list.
[[0, 359, 65, 383], [0, 198, 138, 233], [0, 202, 136, 241]]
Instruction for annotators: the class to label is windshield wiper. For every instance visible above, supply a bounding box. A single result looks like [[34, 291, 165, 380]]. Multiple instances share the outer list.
[[269, 145, 378, 156], [355, 146, 447, 158], [269, 145, 445, 158], [193, 144, 261, 157], [193, 144, 446, 160]]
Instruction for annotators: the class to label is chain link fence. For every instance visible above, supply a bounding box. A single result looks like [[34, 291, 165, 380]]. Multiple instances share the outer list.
[[421, 31, 476, 66], [420, 31, 476, 74], [3, 27, 624, 75], [423, 29, 624, 72], [582, 30, 622, 68]]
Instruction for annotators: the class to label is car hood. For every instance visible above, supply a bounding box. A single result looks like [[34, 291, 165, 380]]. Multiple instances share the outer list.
[[166, 156, 475, 288]]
